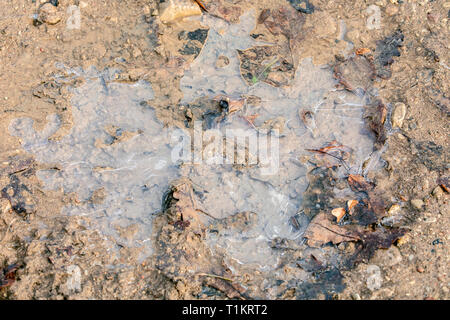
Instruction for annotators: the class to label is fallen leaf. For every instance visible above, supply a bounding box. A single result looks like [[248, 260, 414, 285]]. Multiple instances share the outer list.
[[334, 55, 376, 93], [262, 5, 306, 70], [350, 228, 406, 263], [206, 0, 242, 23], [356, 47, 371, 55], [365, 100, 387, 146], [304, 212, 360, 247], [347, 174, 375, 192], [169, 179, 206, 234], [347, 200, 358, 214], [307, 141, 352, 169], [0, 264, 19, 289], [331, 208, 346, 223], [257, 9, 271, 24]]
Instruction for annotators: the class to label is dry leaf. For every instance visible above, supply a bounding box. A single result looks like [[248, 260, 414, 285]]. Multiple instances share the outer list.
[[0, 264, 19, 289], [169, 179, 206, 234], [350, 228, 406, 263], [347, 200, 358, 214], [304, 212, 360, 247], [307, 140, 352, 169], [365, 100, 387, 146], [334, 55, 376, 92], [347, 174, 375, 192], [331, 208, 346, 222], [356, 47, 371, 55]]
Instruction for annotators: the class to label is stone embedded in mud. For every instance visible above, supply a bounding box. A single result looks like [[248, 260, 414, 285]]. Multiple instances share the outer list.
[[370, 246, 402, 267], [159, 0, 202, 24], [411, 198, 424, 210], [392, 102, 407, 128], [366, 264, 382, 291], [38, 3, 62, 25]]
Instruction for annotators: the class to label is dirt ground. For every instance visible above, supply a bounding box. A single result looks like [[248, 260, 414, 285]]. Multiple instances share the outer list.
[[0, 0, 448, 299]]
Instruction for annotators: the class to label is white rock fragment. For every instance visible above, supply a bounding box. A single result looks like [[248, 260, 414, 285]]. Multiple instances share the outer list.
[[66, 265, 82, 293], [366, 264, 383, 291], [411, 198, 424, 209], [392, 102, 407, 128]]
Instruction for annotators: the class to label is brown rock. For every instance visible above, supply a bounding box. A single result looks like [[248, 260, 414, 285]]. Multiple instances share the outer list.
[[39, 3, 61, 25]]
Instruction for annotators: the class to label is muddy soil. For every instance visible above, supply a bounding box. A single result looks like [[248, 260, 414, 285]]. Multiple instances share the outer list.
[[0, 0, 448, 299]]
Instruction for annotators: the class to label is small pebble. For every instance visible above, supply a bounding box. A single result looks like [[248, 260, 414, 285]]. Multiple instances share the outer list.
[[351, 293, 361, 300], [39, 3, 61, 25], [392, 102, 407, 128], [219, 99, 229, 111], [388, 204, 401, 215], [432, 186, 444, 198], [416, 266, 425, 273], [411, 199, 424, 210], [366, 265, 383, 291]]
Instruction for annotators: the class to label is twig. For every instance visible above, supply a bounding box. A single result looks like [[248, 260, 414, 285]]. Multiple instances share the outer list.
[[193, 0, 208, 12], [306, 148, 350, 171], [197, 273, 233, 282]]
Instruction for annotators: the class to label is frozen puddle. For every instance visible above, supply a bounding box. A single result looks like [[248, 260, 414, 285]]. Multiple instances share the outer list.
[[9, 11, 377, 268], [10, 67, 178, 257]]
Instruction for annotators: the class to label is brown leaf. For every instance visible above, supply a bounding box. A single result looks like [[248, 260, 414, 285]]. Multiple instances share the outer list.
[[263, 6, 304, 40], [206, 0, 242, 23], [347, 174, 375, 192], [262, 5, 305, 71], [307, 141, 352, 169], [258, 9, 271, 24], [0, 264, 19, 289], [350, 228, 406, 263], [347, 200, 358, 214], [331, 208, 346, 223], [334, 55, 376, 93], [170, 179, 206, 234], [304, 212, 360, 247], [366, 100, 387, 146], [356, 48, 371, 55]]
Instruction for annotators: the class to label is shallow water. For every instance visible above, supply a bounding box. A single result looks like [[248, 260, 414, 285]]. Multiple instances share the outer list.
[[9, 11, 377, 268]]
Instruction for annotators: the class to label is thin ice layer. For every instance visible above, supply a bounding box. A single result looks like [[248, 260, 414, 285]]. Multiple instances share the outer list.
[[179, 10, 375, 269], [9, 67, 178, 257]]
